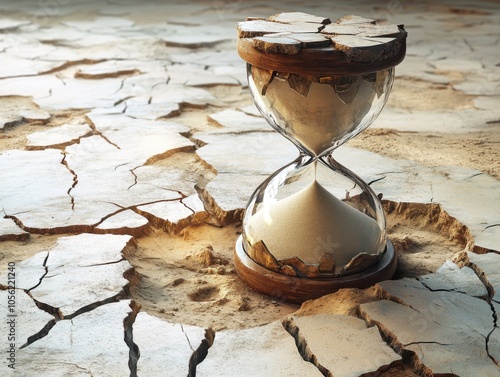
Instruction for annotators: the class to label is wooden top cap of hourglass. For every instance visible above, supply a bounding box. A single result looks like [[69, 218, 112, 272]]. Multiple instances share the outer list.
[[237, 12, 407, 76]]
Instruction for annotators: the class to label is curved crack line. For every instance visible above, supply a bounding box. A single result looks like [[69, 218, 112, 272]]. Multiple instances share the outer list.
[[128, 167, 139, 190], [403, 341, 453, 347], [358, 307, 437, 377], [282, 317, 330, 377], [2, 196, 184, 236], [84, 115, 121, 149], [367, 175, 386, 186], [180, 198, 196, 215], [181, 323, 195, 352], [78, 258, 125, 268], [140, 183, 189, 198], [461, 254, 499, 367], [91, 206, 132, 228], [484, 224, 500, 231], [187, 328, 215, 377], [20, 291, 127, 349], [45, 362, 94, 376], [105, 197, 185, 209], [124, 300, 141, 377], [61, 151, 78, 210], [19, 319, 57, 350], [24, 290, 63, 320], [96, 131, 121, 149], [112, 77, 127, 95], [417, 277, 469, 296], [26, 252, 50, 292], [463, 172, 484, 181], [26, 131, 95, 152]]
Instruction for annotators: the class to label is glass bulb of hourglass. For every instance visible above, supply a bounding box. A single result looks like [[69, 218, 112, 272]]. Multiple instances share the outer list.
[[241, 66, 394, 277], [248, 64, 394, 157]]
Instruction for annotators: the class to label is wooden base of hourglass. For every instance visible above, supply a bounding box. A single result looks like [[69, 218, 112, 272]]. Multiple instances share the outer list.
[[234, 236, 396, 304]]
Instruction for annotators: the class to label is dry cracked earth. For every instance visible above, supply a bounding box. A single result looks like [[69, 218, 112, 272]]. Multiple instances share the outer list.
[[0, 0, 499, 376]]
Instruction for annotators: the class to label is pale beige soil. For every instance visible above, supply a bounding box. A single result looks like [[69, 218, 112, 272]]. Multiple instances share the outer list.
[[350, 128, 500, 180], [388, 76, 474, 111], [349, 76, 499, 179], [0, 79, 483, 331]]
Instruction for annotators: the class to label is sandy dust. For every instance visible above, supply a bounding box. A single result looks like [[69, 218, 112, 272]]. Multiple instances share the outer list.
[[387, 77, 475, 111], [350, 128, 500, 180], [125, 224, 299, 331], [349, 75, 499, 179]]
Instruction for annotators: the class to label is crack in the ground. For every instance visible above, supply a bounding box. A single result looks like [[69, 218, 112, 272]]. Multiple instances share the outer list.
[[43, 59, 108, 76], [16, 239, 136, 349], [113, 95, 133, 107], [65, 293, 125, 320], [61, 151, 78, 210], [180, 197, 196, 215], [2, 198, 172, 236], [282, 317, 331, 377], [97, 132, 121, 149], [459, 253, 500, 366], [3, 193, 206, 236], [417, 277, 470, 296], [26, 252, 50, 292], [25, 290, 63, 320], [181, 130, 207, 149], [484, 224, 500, 231], [194, 183, 243, 227], [128, 166, 139, 190], [76, 69, 140, 80], [358, 308, 438, 377], [112, 77, 127, 95], [0, 214, 29, 242], [133, 196, 207, 234], [362, 252, 500, 374], [403, 341, 453, 347], [181, 323, 195, 351], [20, 291, 127, 349], [367, 175, 386, 186], [78, 258, 126, 268], [46, 362, 94, 376], [85, 115, 121, 150], [91, 206, 134, 228], [19, 319, 57, 350], [25, 131, 95, 151], [123, 300, 141, 377], [463, 172, 484, 181], [187, 327, 215, 377]]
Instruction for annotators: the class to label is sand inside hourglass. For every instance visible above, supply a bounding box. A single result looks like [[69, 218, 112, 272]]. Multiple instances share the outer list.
[[247, 179, 383, 274], [252, 67, 390, 156]]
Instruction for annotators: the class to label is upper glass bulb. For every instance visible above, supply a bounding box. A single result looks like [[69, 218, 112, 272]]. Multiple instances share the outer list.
[[248, 64, 394, 157]]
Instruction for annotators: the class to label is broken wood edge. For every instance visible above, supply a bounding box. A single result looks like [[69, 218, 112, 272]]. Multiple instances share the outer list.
[[234, 236, 397, 304], [238, 37, 406, 76]]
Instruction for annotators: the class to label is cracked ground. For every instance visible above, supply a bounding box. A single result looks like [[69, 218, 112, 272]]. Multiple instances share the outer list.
[[0, 0, 499, 376]]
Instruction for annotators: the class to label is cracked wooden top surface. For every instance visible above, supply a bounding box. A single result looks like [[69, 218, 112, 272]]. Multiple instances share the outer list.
[[0, 0, 499, 376], [237, 12, 407, 74]]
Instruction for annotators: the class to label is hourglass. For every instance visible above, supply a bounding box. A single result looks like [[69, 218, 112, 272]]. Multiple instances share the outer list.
[[234, 13, 407, 303]]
